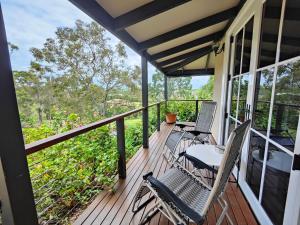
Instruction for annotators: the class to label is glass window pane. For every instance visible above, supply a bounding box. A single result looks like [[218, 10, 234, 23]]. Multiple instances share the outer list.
[[234, 30, 243, 75], [270, 61, 300, 151], [230, 77, 239, 117], [261, 144, 292, 225], [246, 132, 266, 198], [280, 0, 300, 61], [242, 17, 254, 74], [252, 68, 274, 133], [258, 0, 282, 68], [238, 74, 249, 122]]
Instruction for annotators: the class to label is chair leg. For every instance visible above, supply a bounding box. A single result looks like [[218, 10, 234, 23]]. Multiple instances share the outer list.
[[132, 195, 155, 213], [217, 196, 234, 225], [216, 203, 228, 225], [138, 203, 160, 225], [226, 212, 234, 225]]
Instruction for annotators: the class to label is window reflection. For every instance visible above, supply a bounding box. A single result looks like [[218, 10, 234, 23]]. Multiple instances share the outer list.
[[234, 30, 243, 75], [246, 132, 265, 198], [227, 118, 236, 139], [258, 0, 282, 68], [252, 68, 274, 133], [242, 17, 254, 74], [280, 0, 300, 61], [238, 74, 249, 122], [270, 61, 300, 151], [230, 78, 239, 118], [261, 144, 292, 225]]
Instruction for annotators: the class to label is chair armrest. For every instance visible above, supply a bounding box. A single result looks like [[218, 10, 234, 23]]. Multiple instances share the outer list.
[[175, 123, 188, 129], [187, 130, 212, 136], [143, 172, 153, 180], [178, 151, 186, 158], [175, 122, 195, 129], [147, 176, 204, 224]]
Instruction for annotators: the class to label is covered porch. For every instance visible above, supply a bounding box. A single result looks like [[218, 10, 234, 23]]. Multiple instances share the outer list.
[[73, 122, 257, 225], [1, 0, 300, 225]]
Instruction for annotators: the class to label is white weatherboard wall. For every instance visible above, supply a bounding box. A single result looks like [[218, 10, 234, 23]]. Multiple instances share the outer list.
[[211, 50, 224, 143]]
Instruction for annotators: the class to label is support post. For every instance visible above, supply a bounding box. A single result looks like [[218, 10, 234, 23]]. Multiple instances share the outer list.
[[195, 100, 199, 121], [156, 103, 161, 131], [164, 75, 168, 101], [116, 118, 126, 179], [164, 75, 168, 117], [0, 5, 39, 225], [142, 56, 149, 148]]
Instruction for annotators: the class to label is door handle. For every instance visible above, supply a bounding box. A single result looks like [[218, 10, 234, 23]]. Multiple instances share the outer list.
[[292, 154, 300, 171]]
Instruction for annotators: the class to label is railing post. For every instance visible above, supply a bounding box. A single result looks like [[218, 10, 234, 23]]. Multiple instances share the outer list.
[[164, 75, 168, 101], [164, 75, 168, 119], [157, 103, 161, 131], [116, 118, 126, 179], [195, 100, 199, 120], [0, 5, 39, 225], [141, 56, 149, 148]]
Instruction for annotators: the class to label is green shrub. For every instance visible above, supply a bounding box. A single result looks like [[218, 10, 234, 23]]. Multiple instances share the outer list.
[[25, 113, 145, 224]]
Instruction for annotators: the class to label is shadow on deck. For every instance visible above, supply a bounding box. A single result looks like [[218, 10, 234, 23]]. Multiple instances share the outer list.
[[74, 122, 258, 225]]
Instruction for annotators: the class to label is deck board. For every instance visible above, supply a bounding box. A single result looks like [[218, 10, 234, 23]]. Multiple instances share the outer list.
[[74, 122, 258, 225]]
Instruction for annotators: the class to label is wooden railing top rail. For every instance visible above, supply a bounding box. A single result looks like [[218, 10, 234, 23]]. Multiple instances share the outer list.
[[25, 99, 210, 155], [25, 102, 164, 155]]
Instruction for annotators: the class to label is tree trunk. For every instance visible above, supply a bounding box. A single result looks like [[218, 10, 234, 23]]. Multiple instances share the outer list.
[[100, 90, 109, 116], [37, 107, 43, 125]]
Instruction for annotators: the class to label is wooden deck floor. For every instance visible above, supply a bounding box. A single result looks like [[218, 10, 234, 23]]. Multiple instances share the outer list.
[[74, 122, 258, 225]]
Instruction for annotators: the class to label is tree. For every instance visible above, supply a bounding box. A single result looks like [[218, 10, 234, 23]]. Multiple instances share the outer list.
[[168, 76, 192, 99], [197, 76, 214, 100], [30, 20, 138, 117], [149, 69, 164, 101], [149, 70, 193, 101], [8, 42, 19, 54]]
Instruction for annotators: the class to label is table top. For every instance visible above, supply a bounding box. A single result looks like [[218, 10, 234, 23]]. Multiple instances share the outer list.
[[186, 144, 224, 167], [252, 150, 292, 173]]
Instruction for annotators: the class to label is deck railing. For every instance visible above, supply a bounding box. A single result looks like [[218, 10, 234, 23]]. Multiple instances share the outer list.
[[25, 99, 211, 156], [18, 99, 210, 224]]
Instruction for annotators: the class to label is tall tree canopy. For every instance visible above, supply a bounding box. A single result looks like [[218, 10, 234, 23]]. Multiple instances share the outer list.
[[197, 76, 214, 100], [149, 70, 193, 101], [15, 20, 142, 126]]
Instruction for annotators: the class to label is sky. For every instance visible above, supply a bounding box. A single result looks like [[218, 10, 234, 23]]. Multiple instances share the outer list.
[[2, 0, 210, 88]]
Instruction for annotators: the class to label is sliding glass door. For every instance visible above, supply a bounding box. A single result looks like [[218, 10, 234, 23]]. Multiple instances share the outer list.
[[225, 1, 300, 225]]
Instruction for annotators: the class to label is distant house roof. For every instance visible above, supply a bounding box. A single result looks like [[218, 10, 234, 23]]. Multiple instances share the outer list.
[[70, 0, 245, 76]]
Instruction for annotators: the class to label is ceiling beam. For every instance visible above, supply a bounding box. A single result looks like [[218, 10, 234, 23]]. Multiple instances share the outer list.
[[166, 68, 214, 77], [221, 0, 246, 35], [70, 0, 137, 49], [151, 0, 246, 62], [113, 0, 191, 31], [163, 48, 213, 73], [158, 45, 212, 67], [69, 0, 165, 71], [138, 7, 238, 51], [149, 31, 223, 61]]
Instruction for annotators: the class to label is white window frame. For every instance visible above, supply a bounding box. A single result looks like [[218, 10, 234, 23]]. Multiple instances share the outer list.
[[220, 0, 300, 224]]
